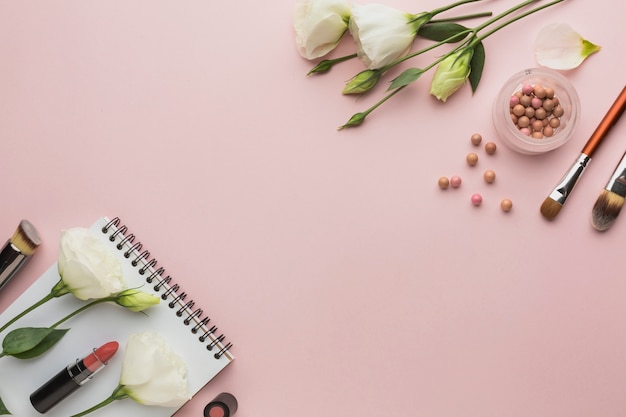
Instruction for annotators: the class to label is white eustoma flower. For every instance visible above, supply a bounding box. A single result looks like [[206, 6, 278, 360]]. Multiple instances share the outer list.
[[57, 227, 126, 300], [534, 23, 601, 70], [349, 3, 427, 69], [294, 0, 351, 60], [119, 332, 191, 407]]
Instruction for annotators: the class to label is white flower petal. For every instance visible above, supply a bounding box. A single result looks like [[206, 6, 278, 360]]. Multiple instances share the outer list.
[[120, 332, 191, 408], [534, 23, 601, 70], [57, 228, 126, 300], [294, 0, 351, 59], [349, 4, 420, 69]]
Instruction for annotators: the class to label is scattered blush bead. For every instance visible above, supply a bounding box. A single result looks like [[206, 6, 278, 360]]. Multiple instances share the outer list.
[[509, 95, 520, 107], [484, 141, 497, 154], [438, 176, 450, 189], [500, 198, 513, 212], [450, 175, 462, 188], [471, 193, 483, 206], [470, 133, 483, 146], [483, 169, 496, 183], [466, 152, 478, 166], [520, 127, 531, 136], [522, 84, 534, 95]]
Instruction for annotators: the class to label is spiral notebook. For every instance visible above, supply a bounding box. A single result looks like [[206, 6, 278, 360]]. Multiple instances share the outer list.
[[0, 216, 233, 417]]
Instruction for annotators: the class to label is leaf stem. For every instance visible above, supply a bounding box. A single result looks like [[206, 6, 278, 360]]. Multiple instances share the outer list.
[[475, 0, 565, 42], [49, 296, 117, 329], [0, 292, 55, 334]]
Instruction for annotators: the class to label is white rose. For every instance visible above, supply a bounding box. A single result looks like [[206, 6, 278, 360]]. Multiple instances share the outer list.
[[57, 227, 126, 300], [349, 4, 426, 69], [119, 332, 191, 407], [294, 0, 351, 59]]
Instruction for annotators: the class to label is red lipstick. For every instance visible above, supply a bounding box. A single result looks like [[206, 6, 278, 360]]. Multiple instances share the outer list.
[[30, 341, 119, 413]]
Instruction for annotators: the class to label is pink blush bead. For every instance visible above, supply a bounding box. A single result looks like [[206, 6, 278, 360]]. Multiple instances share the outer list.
[[521, 84, 534, 95], [531, 97, 543, 109], [471, 193, 483, 206], [450, 176, 462, 188], [509, 95, 520, 107]]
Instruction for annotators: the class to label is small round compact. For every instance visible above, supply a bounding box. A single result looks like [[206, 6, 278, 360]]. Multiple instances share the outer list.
[[492, 67, 580, 154], [203, 392, 238, 417]]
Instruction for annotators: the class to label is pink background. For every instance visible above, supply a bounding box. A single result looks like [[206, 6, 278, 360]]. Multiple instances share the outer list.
[[1, 1, 626, 416]]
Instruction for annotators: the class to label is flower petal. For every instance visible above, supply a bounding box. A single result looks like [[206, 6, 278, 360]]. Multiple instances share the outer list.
[[534, 23, 601, 70], [349, 4, 422, 69], [294, 0, 351, 59]]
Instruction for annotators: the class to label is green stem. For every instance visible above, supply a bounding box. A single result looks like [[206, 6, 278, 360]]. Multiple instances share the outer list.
[[50, 296, 117, 329], [429, 0, 482, 16], [474, 0, 565, 42], [471, 0, 537, 33], [69, 395, 117, 417], [429, 11, 492, 23], [0, 293, 55, 334], [70, 385, 128, 417]]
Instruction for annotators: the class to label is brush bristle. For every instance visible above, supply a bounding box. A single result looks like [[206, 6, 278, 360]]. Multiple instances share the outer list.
[[10, 220, 41, 256], [591, 189, 625, 231], [540, 197, 563, 220]]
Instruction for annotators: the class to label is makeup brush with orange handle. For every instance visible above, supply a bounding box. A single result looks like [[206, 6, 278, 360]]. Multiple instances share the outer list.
[[540, 85, 626, 220]]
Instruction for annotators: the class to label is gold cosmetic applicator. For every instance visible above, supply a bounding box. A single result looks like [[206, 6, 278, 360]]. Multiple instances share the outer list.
[[540, 85, 626, 220], [0, 220, 41, 291]]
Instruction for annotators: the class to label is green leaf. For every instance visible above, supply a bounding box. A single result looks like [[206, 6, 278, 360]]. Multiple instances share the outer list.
[[0, 396, 11, 415], [2, 327, 69, 359], [468, 41, 485, 93], [389, 68, 425, 90], [418, 22, 470, 43]]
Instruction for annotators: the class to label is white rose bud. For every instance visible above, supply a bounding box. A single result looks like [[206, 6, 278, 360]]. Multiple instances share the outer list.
[[115, 289, 160, 312], [429, 48, 473, 102]]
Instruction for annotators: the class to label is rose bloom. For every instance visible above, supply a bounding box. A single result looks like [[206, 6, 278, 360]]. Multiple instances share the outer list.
[[119, 332, 191, 407], [57, 228, 126, 300], [294, 0, 351, 59], [349, 3, 428, 69]]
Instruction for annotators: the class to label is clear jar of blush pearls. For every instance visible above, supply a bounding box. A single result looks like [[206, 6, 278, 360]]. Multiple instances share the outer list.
[[492, 67, 580, 155]]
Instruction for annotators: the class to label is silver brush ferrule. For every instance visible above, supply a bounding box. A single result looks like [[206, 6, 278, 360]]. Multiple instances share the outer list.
[[548, 153, 591, 205], [605, 151, 626, 198]]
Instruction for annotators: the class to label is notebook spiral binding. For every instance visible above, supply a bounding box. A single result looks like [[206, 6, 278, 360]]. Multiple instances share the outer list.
[[101, 217, 233, 360]]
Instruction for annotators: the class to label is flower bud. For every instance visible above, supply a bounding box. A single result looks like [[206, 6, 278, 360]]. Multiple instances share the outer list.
[[115, 289, 160, 312], [342, 70, 381, 95], [339, 112, 367, 130], [429, 48, 473, 102]]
